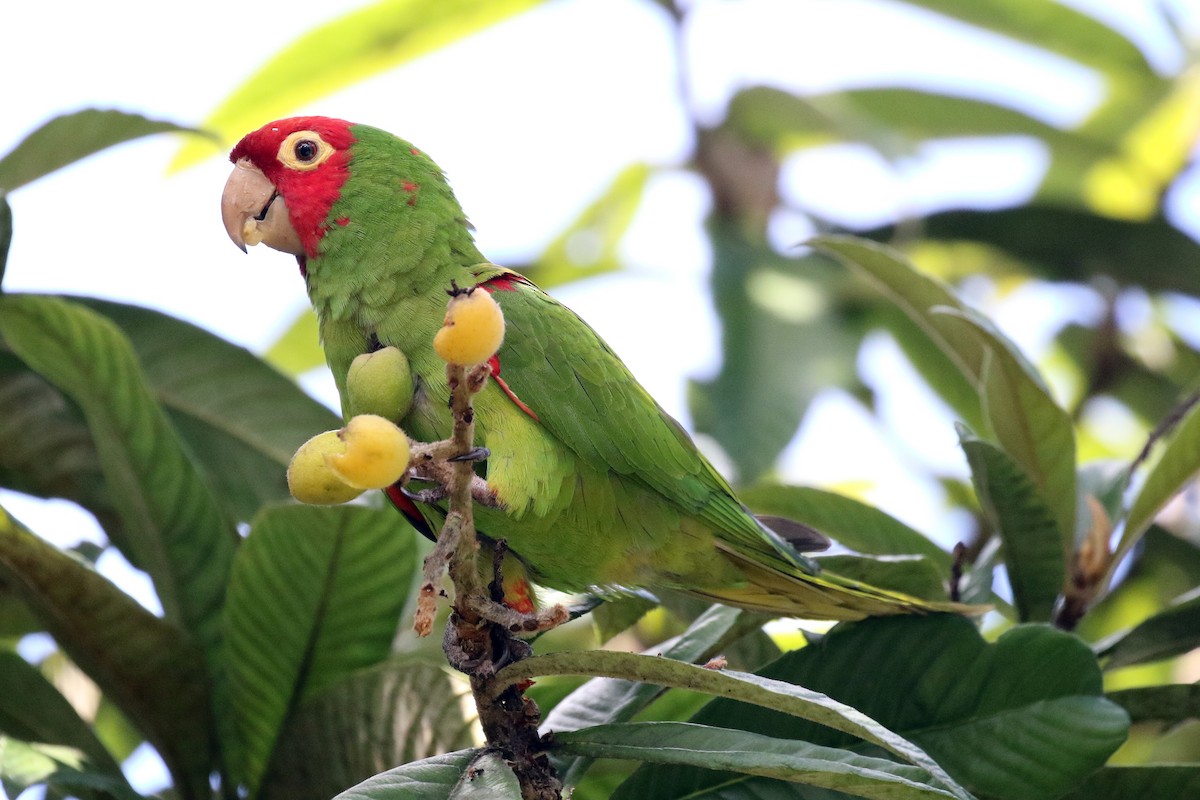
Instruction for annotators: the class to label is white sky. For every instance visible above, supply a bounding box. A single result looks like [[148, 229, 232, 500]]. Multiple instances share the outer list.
[[1, 0, 1196, 791]]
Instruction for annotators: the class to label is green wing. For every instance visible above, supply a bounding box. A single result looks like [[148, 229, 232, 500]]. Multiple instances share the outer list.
[[477, 267, 803, 568]]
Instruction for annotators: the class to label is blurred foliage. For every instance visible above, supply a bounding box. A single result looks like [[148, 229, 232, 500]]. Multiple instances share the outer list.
[[5, 0, 1200, 798]]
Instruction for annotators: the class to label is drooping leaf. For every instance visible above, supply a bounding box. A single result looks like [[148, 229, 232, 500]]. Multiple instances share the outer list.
[[557, 721, 961, 800], [0, 109, 207, 191], [221, 503, 416, 795], [740, 484, 951, 567], [959, 430, 1064, 621], [543, 605, 767, 787], [447, 751, 522, 800], [621, 615, 1127, 800], [526, 163, 652, 288], [937, 308, 1077, 552], [811, 235, 986, 430], [262, 656, 474, 800], [591, 594, 657, 644], [0, 505, 212, 799], [0, 651, 122, 777], [0, 294, 236, 660], [499, 647, 972, 800], [1119, 396, 1200, 570], [1095, 586, 1200, 670], [333, 749, 478, 800], [172, 0, 546, 170], [73, 297, 341, 522], [1107, 683, 1200, 725]]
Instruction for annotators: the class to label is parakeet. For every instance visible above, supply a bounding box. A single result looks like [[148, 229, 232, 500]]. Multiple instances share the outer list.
[[221, 116, 971, 620]]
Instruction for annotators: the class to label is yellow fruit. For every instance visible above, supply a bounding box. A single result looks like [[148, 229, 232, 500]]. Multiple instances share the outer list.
[[433, 288, 505, 366], [325, 414, 412, 490], [346, 346, 413, 421], [287, 430, 364, 505]]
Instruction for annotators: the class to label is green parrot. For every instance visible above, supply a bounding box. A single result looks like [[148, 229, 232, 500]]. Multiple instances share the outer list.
[[221, 116, 971, 620]]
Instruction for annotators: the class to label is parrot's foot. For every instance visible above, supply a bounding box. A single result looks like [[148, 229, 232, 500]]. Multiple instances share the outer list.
[[448, 445, 490, 462], [401, 476, 503, 509]]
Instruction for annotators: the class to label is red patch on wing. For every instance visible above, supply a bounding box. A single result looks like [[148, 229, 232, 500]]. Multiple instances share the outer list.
[[384, 484, 435, 541], [475, 274, 540, 421], [487, 354, 539, 421], [335, 216, 350, 226], [504, 578, 537, 614], [230, 116, 356, 259], [480, 274, 531, 293]]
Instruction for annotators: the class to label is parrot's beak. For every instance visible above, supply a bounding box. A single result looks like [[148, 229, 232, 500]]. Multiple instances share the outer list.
[[221, 158, 304, 255]]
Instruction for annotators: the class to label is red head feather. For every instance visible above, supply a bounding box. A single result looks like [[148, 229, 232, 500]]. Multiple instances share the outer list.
[[230, 116, 356, 257]]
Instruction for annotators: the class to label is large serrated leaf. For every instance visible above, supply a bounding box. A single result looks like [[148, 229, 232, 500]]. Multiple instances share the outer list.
[[333, 749, 479, 800], [938, 309, 1076, 553], [0, 294, 236, 659], [1094, 586, 1200, 669], [0, 506, 212, 799], [0, 293, 235, 657], [959, 430, 1064, 621], [0, 109, 207, 191], [501, 647, 971, 800], [221, 504, 417, 795], [556, 722, 956, 800], [261, 656, 474, 800], [810, 235, 986, 431], [628, 615, 1126, 800], [73, 297, 341, 522], [171, 0, 545, 170], [739, 484, 951, 567]]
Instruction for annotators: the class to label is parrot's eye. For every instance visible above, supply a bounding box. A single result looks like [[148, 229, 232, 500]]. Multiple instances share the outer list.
[[277, 130, 335, 171], [294, 140, 318, 162]]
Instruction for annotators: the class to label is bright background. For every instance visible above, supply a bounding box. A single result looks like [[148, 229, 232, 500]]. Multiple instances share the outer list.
[[2, 1, 1199, 792]]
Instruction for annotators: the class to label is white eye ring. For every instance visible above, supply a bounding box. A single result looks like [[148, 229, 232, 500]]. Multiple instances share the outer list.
[[278, 130, 335, 171]]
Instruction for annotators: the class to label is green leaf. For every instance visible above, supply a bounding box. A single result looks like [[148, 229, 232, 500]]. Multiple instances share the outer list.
[[0, 352, 122, 545], [262, 656, 474, 799], [0, 109, 207, 191], [543, 605, 766, 787], [937, 308, 1077, 552], [854, 208, 1200, 296], [1107, 684, 1200, 725], [0, 651, 123, 777], [591, 595, 657, 644], [555, 722, 960, 800], [0, 294, 236, 659], [332, 749, 478, 800], [0, 505, 212, 798], [448, 751, 522, 800], [1057, 765, 1200, 800], [0, 194, 10, 289], [172, 0, 546, 170], [1095, 586, 1200, 669], [692, 228, 859, 481], [811, 235, 986, 431], [959, 430, 1064, 621], [497, 648, 972, 800], [221, 504, 417, 795], [73, 297, 341, 522], [895, 0, 1155, 78], [264, 309, 326, 378], [632, 616, 1127, 800], [0, 738, 84, 799], [525, 163, 651, 287], [740, 484, 951, 567], [1119, 397, 1200, 570]]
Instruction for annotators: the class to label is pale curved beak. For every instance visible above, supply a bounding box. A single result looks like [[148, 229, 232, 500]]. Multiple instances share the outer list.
[[221, 158, 304, 255]]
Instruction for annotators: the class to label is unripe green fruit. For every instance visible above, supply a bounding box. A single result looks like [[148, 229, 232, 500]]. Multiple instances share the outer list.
[[433, 288, 505, 366], [325, 414, 412, 490], [346, 346, 413, 422], [287, 430, 364, 505]]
